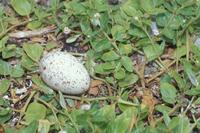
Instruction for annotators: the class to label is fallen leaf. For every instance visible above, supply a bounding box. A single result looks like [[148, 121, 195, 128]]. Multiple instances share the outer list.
[[30, 37, 47, 43], [0, 124, 4, 133], [90, 80, 104, 88], [88, 87, 99, 96], [142, 89, 158, 126]]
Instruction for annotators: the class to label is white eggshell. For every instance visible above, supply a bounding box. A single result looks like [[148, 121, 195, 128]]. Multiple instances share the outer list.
[[39, 51, 90, 95]]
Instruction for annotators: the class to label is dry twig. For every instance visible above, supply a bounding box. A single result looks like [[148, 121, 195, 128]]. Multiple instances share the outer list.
[[9, 26, 56, 39], [146, 60, 176, 83]]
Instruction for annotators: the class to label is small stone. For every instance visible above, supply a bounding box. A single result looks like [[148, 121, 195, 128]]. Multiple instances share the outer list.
[[80, 104, 91, 110], [151, 22, 159, 36], [39, 51, 90, 95], [63, 27, 71, 35], [15, 87, 27, 95], [195, 37, 200, 47], [58, 131, 67, 133], [3, 95, 9, 100]]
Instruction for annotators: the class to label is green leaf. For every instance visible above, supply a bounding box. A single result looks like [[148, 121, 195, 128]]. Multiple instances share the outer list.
[[121, 56, 133, 72], [121, 0, 139, 17], [90, 0, 108, 12], [163, 112, 171, 126], [107, 108, 137, 133], [66, 34, 80, 43], [32, 75, 54, 94], [24, 102, 47, 123], [143, 44, 163, 61], [0, 107, 11, 116], [23, 43, 43, 62], [20, 121, 38, 133], [0, 79, 10, 95], [114, 68, 126, 80], [101, 51, 120, 61], [0, 60, 11, 75], [196, 119, 200, 130], [118, 73, 138, 88], [176, 0, 189, 5], [94, 64, 112, 75], [111, 25, 126, 40], [21, 53, 38, 71], [10, 64, 24, 78], [160, 82, 177, 104], [155, 104, 172, 114], [0, 108, 12, 124], [156, 13, 183, 29], [173, 45, 187, 59], [4, 127, 19, 133], [170, 70, 187, 91], [185, 86, 200, 96], [15, 48, 23, 57], [91, 38, 112, 52], [183, 61, 199, 86], [168, 115, 192, 133], [93, 104, 115, 123], [102, 62, 116, 70], [106, 77, 115, 85], [119, 44, 133, 55], [140, 0, 154, 12], [64, 1, 86, 15], [38, 120, 51, 133], [2, 44, 16, 59], [162, 28, 176, 40], [178, 7, 194, 16], [45, 42, 57, 51], [80, 20, 93, 36], [0, 21, 8, 35], [0, 36, 8, 52], [193, 97, 200, 105], [27, 21, 42, 30], [59, 91, 67, 109], [128, 26, 146, 38], [11, 0, 32, 16]]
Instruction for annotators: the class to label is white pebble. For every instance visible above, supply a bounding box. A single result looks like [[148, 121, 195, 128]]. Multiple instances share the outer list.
[[195, 37, 200, 47], [3, 95, 9, 100], [151, 22, 159, 36], [134, 16, 139, 20], [58, 131, 67, 133], [15, 87, 27, 94], [63, 27, 71, 35], [80, 104, 91, 110]]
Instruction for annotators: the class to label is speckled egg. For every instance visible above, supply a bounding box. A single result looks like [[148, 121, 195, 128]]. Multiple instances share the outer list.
[[39, 51, 90, 95]]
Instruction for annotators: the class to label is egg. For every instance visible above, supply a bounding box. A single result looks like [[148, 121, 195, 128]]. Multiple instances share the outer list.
[[39, 51, 90, 95]]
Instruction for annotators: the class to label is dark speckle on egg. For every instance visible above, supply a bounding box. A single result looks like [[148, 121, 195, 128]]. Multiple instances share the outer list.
[[43, 66, 46, 70]]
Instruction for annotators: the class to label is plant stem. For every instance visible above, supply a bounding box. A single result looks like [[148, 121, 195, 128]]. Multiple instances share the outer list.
[[186, 30, 190, 61], [102, 31, 120, 54], [183, 96, 194, 115], [63, 95, 117, 102], [16, 91, 36, 127], [36, 97, 63, 131], [155, 104, 181, 125]]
